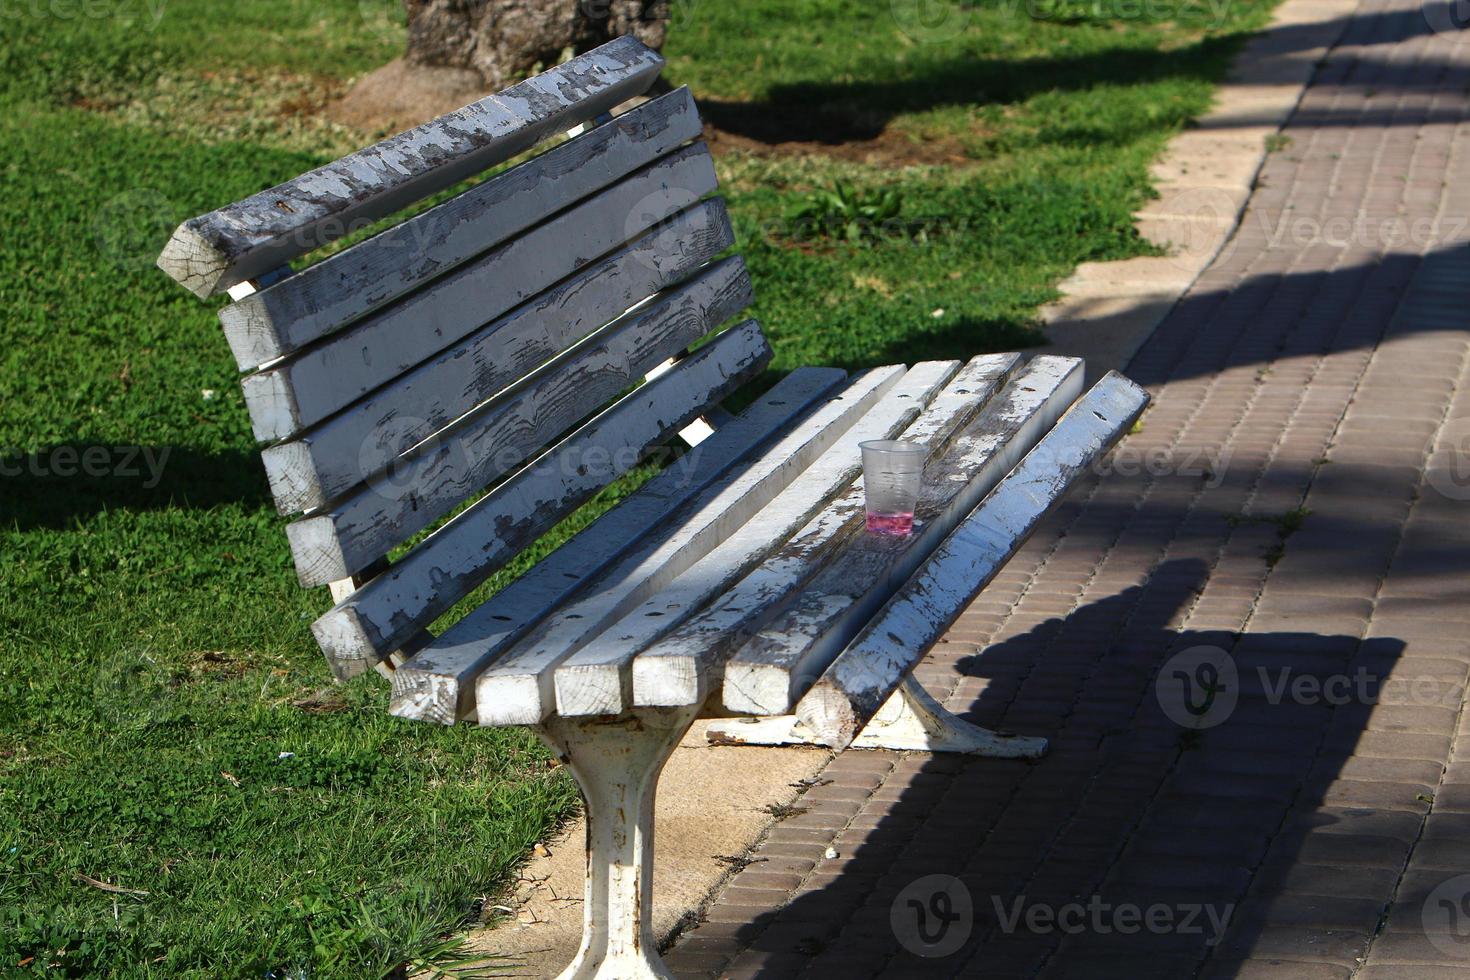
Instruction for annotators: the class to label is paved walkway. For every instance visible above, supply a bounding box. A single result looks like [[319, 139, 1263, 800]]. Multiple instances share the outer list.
[[668, 1, 1470, 976]]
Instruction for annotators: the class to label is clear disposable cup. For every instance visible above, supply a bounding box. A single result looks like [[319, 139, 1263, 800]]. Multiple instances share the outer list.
[[860, 440, 927, 536]]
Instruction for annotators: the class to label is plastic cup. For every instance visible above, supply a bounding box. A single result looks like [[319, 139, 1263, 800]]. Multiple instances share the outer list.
[[860, 440, 927, 536]]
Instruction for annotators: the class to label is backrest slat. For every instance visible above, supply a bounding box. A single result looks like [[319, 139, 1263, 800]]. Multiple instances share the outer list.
[[284, 256, 755, 586], [311, 321, 774, 679], [156, 36, 664, 298], [218, 87, 703, 372], [261, 205, 736, 516], [239, 144, 721, 444], [155, 39, 788, 685]]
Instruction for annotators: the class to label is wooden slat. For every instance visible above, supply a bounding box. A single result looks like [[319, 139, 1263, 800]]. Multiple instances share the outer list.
[[629, 353, 1030, 710], [793, 372, 1150, 748], [716, 355, 1085, 716], [285, 259, 755, 587], [261, 243, 749, 517], [240, 148, 723, 443], [387, 367, 848, 723], [310, 321, 773, 679], [556, 357, 1018, 717], [471, 365, 915, 727], [218, 88, 703, 371], [156, 36, 665, 298]]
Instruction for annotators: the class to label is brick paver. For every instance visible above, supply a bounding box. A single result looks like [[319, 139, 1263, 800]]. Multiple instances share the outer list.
[[671, 2, 1470, 976]]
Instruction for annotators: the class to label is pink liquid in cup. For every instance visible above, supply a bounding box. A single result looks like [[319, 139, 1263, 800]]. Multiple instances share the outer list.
[[866, 511, 915, 536]]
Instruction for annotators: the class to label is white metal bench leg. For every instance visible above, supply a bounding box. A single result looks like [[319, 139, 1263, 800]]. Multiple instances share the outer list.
[[534, 704, 700, 980], [706, 676, 1048, 758]]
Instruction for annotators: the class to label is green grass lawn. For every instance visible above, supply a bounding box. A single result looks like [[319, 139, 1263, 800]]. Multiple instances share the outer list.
[[0, 0, 1276, 976]]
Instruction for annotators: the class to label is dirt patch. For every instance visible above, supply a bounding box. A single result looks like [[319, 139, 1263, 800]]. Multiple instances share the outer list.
[[699, 98, 979, 168], [326, 58, 489, 136]]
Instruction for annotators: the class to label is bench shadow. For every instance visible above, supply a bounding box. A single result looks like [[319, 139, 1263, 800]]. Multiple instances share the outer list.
[[682, 553, 1426, 977], [0, 445, 272, 531]]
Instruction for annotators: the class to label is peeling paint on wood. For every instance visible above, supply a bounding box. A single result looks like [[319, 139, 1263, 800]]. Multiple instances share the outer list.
[[217, 88, 702, 371], [285, 269, 757, 589], [240, 149, 723, 444], [156, 37, 665, 298], [261, 245, 748, 517]]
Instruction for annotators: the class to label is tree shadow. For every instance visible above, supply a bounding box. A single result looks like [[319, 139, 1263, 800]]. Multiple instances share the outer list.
[[698, 4, 1462, 152]]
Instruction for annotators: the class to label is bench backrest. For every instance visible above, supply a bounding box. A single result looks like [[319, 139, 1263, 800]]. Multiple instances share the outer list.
[[156, 37, 768, 678]]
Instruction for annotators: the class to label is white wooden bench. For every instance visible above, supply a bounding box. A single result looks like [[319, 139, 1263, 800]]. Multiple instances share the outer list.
[[155, 36, 1148, 980]]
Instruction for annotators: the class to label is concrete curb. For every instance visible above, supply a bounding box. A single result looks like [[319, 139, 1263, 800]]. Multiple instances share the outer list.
[[1037, 0, 1361, 378]]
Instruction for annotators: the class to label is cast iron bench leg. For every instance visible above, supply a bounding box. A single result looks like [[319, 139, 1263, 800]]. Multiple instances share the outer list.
[[534, 704, 701, 980]]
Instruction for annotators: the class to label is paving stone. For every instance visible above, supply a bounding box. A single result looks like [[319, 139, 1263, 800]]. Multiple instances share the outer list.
[[684, 6, 1470, 971]]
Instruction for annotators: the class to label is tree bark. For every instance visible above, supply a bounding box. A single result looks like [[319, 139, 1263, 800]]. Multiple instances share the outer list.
[[404, 0, 671, 90]]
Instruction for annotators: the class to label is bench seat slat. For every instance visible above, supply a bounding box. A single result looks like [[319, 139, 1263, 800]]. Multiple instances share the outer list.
[[715, 355, 1085, 716], [285, 257, 755, 587], [556, 357, 1018, 717], [219, 88, 703, 371], [627, 353, 1028, 711], [157, 36, 665, 298], [471, 365, 915, 727], [311, 319, 773, 679], [241, 147, 723, 443], [260, 215, 738, 516], [793, 372, 1150, 748], [387, 366, 848, 723]]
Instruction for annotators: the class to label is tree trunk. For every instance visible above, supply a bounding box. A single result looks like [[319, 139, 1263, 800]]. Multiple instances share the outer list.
[[404, 0, 672, 90]]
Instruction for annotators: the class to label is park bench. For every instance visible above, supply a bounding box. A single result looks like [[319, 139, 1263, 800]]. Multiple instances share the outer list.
[[155, 36, 1148, 980]]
